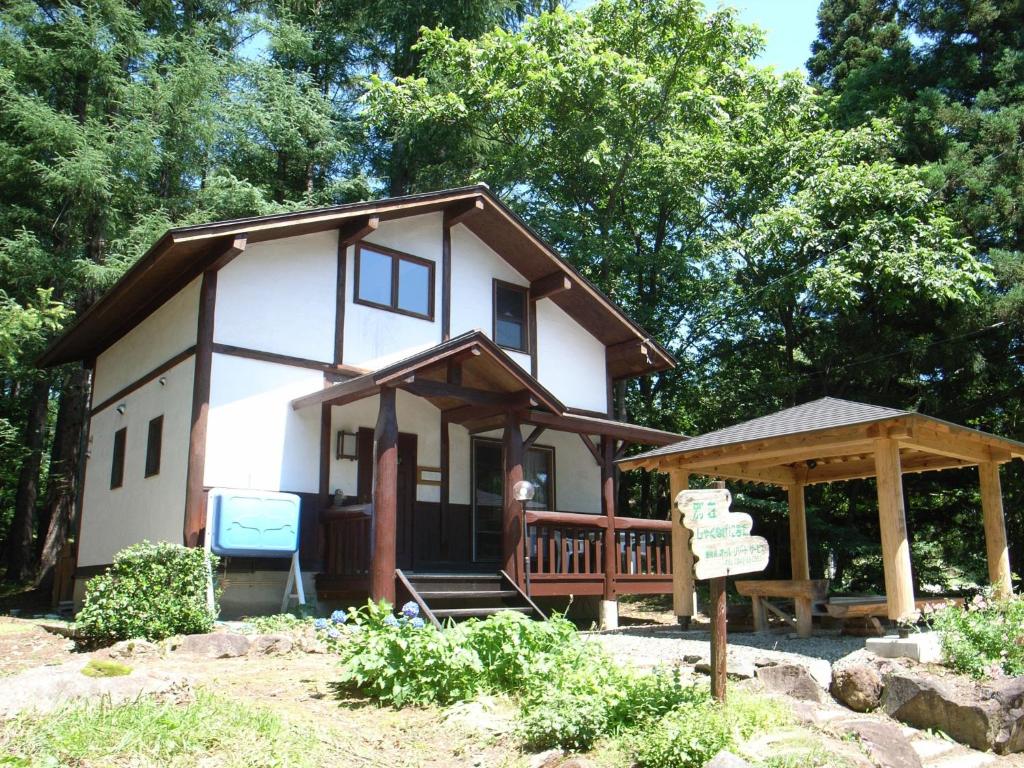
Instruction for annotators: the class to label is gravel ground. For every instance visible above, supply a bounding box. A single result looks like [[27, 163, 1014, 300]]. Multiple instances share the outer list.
[[586, 624, 866, 684]]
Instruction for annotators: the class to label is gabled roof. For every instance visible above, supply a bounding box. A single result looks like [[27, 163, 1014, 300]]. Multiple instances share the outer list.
[[39, 185, 674, 377], [290, 331, 683, 446], [620, 396, 1024, 484]]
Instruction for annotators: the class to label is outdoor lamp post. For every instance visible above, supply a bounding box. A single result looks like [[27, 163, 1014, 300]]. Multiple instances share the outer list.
[[513, 480, 536, 594]]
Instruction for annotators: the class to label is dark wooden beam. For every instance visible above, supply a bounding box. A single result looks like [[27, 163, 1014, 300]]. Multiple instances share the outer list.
[[601, 437, 617, 600], [606, 338, 652, 369], [579, 433, 603, 466], [338, 215, 380, 248], [445, 197, 484, 228], [183, 271, 216, 547], [370, 387, 398, 604], [291, 374, 377, 410], [443, 403, 510, 426], [319, 403, 331, 510], [530, 272, 572, 300], [400, 379, 529, 407], [503, 413, 525, 587], [524, 426, 546, 450], [524, 410, 681, 446], [440, 413, 450, 560], [206, 233, 248, 272]]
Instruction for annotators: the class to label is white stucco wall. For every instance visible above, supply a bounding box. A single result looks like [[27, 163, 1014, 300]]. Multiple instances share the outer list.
[[536, 298, 608, 413], [204, 354, 322, 493], [449, 224, 532, 371], [327, 390, 442, 504], [78, 355, 195, 566], [214, 230, 337, 362], [342, 214, 443, 370], [92, 277, 200, 405]]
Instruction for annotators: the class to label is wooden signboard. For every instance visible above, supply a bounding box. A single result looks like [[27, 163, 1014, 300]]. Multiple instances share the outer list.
[[674, 486, 770, 702], [677, 488, 769, 579]]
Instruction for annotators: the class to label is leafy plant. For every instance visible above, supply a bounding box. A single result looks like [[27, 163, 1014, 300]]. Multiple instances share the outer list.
[[76, 541, 219, 646], [928, 593, 1024, 678]]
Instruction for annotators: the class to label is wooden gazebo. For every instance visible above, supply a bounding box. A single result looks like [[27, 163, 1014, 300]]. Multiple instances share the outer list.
[[620, 398, 1024, 620]]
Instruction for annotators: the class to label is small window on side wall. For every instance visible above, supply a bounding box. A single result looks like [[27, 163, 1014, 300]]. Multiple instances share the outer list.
[[145, 415, 163, 478], [493, 280, 529, 352], [110, 427, 126, 489], [354, 243, 434, 320]]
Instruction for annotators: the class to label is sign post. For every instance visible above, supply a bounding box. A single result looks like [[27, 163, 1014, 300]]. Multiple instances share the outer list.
[[675, 483, 769, 702]]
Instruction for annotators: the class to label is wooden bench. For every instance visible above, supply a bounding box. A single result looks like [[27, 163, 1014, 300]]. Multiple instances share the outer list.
[[735, 579, 829, 638], [825, 596, 963, 635]]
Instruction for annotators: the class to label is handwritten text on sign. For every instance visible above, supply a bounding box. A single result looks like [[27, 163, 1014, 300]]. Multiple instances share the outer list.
[[675, 488, 769, 580]]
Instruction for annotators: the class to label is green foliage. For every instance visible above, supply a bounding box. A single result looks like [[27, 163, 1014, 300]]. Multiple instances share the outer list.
[[76, 541, 218, 646], [79, 659, 132, 678], [631, 704, 734, 768], [245, 609, 315, 634], [928, 593, 1024, 678], [0, 690, 320, 767]]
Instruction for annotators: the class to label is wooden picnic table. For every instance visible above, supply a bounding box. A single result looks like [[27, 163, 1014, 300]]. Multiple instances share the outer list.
[[735, 579, 829, 638], [825, 595, 963, 635]]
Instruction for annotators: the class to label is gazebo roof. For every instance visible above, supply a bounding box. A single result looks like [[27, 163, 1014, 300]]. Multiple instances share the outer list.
[[619, 397, 1024, 487]]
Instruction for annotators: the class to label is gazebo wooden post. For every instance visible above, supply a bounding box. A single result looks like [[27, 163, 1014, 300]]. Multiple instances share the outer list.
[[788, 482, 810, 581], [873, 437, 916, 619], [502, 412, 525, 588], [669, 468, 695, 626], [370, 387, 398, 605], [600, 437, 618, 629], [979, 462, 1013, 599]]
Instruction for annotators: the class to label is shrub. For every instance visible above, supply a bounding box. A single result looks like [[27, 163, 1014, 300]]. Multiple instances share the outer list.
[[928, 593, 1024, 678], [76, 541, 218, 645], [632, 703, 735, 768]]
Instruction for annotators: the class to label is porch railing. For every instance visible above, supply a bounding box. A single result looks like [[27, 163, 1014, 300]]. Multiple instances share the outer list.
[[525, 510, 673, 597]]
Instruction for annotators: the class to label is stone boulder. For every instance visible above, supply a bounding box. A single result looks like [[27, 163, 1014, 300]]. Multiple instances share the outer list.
[[705, 751, 753, 768], [831, 717, 922, 768], [171, 632, 251, 658], [831, 663, 883, 712], [249, 633, 293, 655], [108, 638, 162, 660], [755, 663, 827, 703], [695, 658, 755, 680], [881, 670, 1024, 754]]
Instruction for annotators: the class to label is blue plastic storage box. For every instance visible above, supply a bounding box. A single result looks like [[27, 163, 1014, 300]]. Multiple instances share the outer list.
[[207, 488, 301, 558]]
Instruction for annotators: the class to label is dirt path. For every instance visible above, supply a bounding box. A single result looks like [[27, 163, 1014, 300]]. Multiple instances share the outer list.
[[0, 618, 75, 676]]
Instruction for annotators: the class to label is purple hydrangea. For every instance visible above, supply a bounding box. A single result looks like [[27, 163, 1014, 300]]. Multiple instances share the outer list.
[[384, 614, 399, 627], [330, 609, 348, 625], [327, 628, 341, 639], [411, 617, 425, 629], [401, 601, 420, 619], [314, 618, 329, 630]]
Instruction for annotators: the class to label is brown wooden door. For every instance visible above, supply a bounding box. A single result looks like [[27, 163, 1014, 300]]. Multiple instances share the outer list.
[[395, 433, 417, 570]]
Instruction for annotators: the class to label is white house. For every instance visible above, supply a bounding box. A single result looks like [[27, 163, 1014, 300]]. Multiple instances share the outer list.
[[41, 185, 683, 623]]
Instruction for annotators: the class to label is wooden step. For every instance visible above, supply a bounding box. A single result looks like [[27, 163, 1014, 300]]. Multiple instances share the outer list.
[[432, 606, 533, 619], [417, 590, 518, 600]]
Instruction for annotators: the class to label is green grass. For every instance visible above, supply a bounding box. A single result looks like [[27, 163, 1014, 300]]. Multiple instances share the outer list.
[[80, 659, 132, 678], [0, 691, 321, 767], [0, 622, 32, 637]]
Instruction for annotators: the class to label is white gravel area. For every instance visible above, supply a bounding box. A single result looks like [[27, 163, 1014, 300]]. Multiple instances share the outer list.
[[586, 625, 866, 686]]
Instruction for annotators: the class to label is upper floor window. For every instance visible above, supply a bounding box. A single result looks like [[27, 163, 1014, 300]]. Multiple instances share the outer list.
[[354, 243, 434, 320], [144, 415, 163, 478], [110, 427, 126, 489], [493, 280, 529, 352]]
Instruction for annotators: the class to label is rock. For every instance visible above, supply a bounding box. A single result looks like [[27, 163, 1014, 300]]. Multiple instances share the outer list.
[[683, 653, 703, 664], [171, 632, 251, 658], [528, 749, 562, 768], [831, 717, 922, 768], [249, 634, 293, 655], [295, 633, 327, 654], [695, 658, 755, 680], [705, 750, 754, 768], [879, 670, 1024, 754], [108, 638, 161, 660], [0, 659, 189, 718], [831, 663, 883, 712], [558, 759, 595, 768], [755, 663, 827, 703]]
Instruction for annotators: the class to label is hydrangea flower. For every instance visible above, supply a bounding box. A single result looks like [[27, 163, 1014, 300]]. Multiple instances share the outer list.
[[411, 617, 425, 629], [384, 614, 399, 627], [314, 618, 328, 630], [331, 609, 348, 625], [327, 628, 341, 639], [401, 601, 420, 619]]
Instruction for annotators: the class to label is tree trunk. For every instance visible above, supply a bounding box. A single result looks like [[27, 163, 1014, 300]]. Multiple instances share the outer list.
[[34, 367, 90, 589], [5, 378, 50, 582]]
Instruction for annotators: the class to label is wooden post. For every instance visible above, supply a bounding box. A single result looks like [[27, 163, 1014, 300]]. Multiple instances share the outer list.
[[710, 479, 727, 702], [370, 387, 398, 605], [980, 462, 1013, 599], [788, 483, 810, 581], [183, 270, 216, 547], [669, 469, 694, 625], [503, 413, 525, 587], [873, 438, 916, 620], [601, 437, 617, 601]]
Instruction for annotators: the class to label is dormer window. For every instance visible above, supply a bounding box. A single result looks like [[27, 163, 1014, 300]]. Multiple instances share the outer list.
[[354, 243, 434, 320], [493, 280, 529, 352]]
